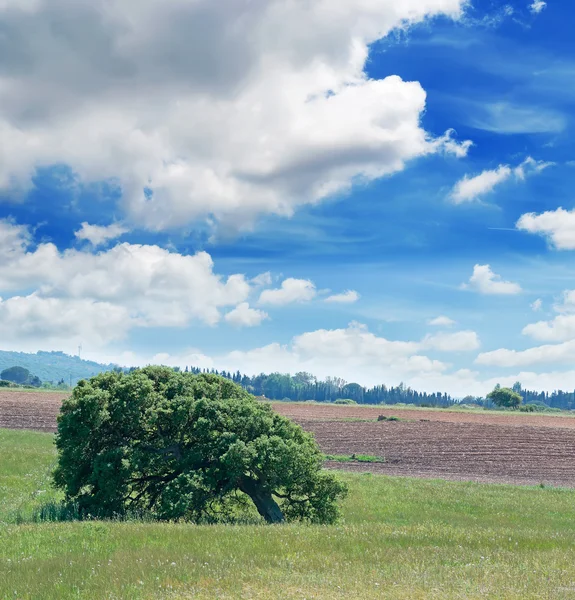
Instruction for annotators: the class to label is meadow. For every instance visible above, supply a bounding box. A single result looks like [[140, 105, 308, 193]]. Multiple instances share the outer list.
[[1, 428, 575, 599]]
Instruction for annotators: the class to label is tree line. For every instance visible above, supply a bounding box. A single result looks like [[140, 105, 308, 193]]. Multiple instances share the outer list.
[[127, 367, 573, 410], [135, 367, 458, 406]]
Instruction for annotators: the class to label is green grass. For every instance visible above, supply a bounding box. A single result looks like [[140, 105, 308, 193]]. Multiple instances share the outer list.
[[324, 453, 384, 463], [2, 429, 575, 599]]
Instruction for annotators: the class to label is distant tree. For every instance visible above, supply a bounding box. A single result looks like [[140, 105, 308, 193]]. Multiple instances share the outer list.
[[0, 366, 41, 386], [342, 383, 364, 403], [1, 366, 32, 385], [487, 386, 522, 409], [27, 374, 42, 388], [54, 367, 347, 524]]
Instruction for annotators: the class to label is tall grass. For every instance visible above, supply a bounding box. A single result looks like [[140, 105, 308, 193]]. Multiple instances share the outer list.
[[2, 428, 575, 599]]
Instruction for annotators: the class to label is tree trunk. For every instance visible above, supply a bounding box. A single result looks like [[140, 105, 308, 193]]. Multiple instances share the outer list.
[[239, 477, 284, 524]]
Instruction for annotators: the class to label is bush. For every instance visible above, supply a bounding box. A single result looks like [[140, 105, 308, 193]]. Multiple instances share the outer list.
[[54, 367, 347, 524], [333, 398, 357, 405]]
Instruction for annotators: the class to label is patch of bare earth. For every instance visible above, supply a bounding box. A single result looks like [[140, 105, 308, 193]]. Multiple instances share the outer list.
[[274, 403, 575, 487], [272, 402, 575, 429], [0, 390, 68, 432], [2, 392, 575, 487]]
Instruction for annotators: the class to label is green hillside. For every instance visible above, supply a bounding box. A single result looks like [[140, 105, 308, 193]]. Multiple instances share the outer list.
[[0, 351, 116, 385]]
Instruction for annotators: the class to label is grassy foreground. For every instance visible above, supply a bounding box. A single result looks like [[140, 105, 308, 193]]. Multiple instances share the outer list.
[[1, 429, 575, 599]]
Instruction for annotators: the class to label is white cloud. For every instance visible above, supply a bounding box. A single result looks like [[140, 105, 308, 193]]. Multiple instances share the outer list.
[[250, 272, 273, 287], [0, 219, 257, 350], [324, 290, 360, 304], [517, 207, 575, 250], [0, 0, 469, 233], [450, 157, 552, 204], [422, 330, 480, 352], [0, 295, 131, 352], [225, 322, 449, 388], [258, 278, 316, 306], [531, 298, 543, 312], [522, 291, 575, 342], [224, 303, 269, 328], [523, 315, 575, 343], [554, 290, 575, 314], [476, 339, 575, 368], [428, 315, 456, 327], [529, 1, 547, 14], [467, 102, 565, 135], [75, 222, 128, 247], [462, 264, 522, 295], [451, 165, 512, 204]]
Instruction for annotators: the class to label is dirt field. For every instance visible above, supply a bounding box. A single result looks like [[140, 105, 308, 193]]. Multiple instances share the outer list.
[[273, 402, 575, 429], [2, 391, 575, 487], [275, 402, 575, 487], [0, 390, 67, 432]]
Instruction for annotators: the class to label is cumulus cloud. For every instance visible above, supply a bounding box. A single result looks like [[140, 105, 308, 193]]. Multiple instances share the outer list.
[[324, 290, 360, 304], [522, 291, 575, 342], [225, 322, 449, 388], [517, 207, 575, 250], [0, 0, 469, 233], [224, 303, 269, 328], [522, 315, 575, 343], [476, 339, 575, 368], [531, 298, 543, 312], [422, 330, 480, 352], [0, 219, 255, 350], [462, 264, 522, 295], [450, 157, 552, 204], [428, 315, 456, 327], [529, 1, 547, 13], [250, 272, 273, 287], [0, 295, 131, 352], [75, 222, 128, 247], [258, 278, 316, 306]]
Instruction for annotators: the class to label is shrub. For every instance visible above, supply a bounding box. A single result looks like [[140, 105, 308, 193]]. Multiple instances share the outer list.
[[334, 398, 357, 405], [54, 367, 347, 524]]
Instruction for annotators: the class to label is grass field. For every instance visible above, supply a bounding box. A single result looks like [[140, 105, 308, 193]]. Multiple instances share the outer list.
[[2, 429, 575, 599]]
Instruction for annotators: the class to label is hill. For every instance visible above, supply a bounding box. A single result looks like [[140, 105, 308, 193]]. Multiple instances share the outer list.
[[0, 351, 116, 385]]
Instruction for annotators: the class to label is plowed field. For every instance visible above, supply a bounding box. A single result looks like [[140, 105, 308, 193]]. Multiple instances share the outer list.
[[2, 391, 575, 487], [273, 402, 575, 429], [0, 390, 66, 432]]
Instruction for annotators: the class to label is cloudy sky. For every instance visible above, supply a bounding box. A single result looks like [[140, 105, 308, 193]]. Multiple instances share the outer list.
[[1, 0, 574, 396]]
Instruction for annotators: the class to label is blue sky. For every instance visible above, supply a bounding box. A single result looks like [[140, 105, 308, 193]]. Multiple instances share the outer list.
[[1, 0, 575, 396]]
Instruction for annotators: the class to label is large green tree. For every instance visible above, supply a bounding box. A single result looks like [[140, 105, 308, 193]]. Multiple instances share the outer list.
[[487, 386, 523, 409], [54, 367, 347, 524]]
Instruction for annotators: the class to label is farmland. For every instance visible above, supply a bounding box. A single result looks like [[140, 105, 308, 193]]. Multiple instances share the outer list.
[[2, 390, 575, 488]]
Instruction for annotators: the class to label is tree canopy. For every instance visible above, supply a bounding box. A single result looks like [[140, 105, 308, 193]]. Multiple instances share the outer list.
[[54, 367, 347, 524], [487, 386, 523, 409], [0, 366, 41, 387]]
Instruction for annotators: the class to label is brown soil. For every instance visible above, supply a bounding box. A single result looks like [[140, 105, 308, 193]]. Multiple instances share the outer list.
[[2, 391, 575, 487], [273, 402, 575, 429], [0, 390, 68, 432]]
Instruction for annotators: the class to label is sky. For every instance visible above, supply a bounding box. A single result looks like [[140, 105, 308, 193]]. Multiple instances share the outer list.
[[1, 0, 575, 397]]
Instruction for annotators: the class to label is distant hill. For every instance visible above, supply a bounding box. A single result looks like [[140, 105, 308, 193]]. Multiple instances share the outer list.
[[0, 351, 117, 385]]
